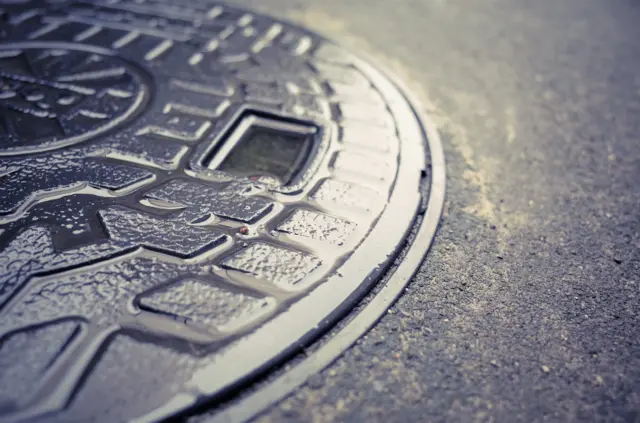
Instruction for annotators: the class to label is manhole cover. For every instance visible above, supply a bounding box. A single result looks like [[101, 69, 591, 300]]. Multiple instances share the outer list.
[[0, 1, 445, 422]]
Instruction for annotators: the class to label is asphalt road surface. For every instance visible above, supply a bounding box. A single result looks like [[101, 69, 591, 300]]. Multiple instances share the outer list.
[[219, 0, 640, 421]]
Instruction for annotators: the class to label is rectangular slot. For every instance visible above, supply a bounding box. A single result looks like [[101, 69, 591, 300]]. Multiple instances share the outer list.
[[205, 113, 318, 186]]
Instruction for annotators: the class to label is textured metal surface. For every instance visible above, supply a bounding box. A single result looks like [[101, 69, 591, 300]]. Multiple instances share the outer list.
[[0, 1, 438, 422]]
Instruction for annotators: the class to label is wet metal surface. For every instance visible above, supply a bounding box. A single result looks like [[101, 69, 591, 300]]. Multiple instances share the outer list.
[[0, 1, 440, 422]]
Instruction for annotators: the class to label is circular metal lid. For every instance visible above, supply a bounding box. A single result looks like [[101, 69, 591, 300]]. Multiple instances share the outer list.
[[0, 1, 445, 422]]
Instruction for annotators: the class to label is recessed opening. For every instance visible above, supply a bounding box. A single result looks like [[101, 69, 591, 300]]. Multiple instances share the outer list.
[[204, 113, 318, 186]]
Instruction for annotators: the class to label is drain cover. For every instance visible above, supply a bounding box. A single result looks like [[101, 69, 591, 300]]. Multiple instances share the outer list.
[[0, 1, 444, 422]]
